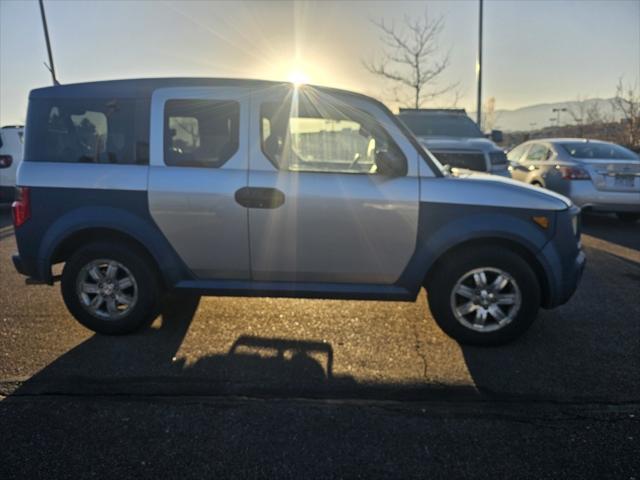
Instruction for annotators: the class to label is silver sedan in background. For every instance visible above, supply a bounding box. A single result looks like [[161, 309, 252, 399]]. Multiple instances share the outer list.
[[508, 138, 640, 222]]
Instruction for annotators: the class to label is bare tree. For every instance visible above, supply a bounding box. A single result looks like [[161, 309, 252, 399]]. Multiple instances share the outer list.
[[566, 96, 589, 137], [611, 78, 640, 149], [448, 87, 464, 108], [363, 9, 458, 109], [585, 101, 607, 126], [567, 96, 610, 129]]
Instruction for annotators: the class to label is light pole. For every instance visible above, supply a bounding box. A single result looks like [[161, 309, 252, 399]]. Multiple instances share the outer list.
[[476, 0, 483, 128], [552, 107, 567, 126]]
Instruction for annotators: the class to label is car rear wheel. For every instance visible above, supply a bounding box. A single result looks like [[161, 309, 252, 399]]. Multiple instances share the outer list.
[[426, 246, 540, 346], [616, 212, 640, 223], [61, 242, 161, 335]]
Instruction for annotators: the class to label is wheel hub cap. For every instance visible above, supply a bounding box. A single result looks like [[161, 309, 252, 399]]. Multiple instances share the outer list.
[[450, 267, 522, 333], [76, 259, 138, 320]]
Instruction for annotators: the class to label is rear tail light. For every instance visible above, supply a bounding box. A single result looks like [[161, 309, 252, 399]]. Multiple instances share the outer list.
[[11, 187, 31, 228], [557, 166, 590, 180], [0, 155, 12, 168]]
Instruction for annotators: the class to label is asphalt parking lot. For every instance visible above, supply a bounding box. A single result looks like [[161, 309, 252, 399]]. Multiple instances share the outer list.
[[0, 205, 638, 479]]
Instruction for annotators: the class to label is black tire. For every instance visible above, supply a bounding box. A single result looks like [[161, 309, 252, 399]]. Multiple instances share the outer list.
[[61, 241, 161, 335], [616, 212, 640, 223], [426, 246, 540, 346]]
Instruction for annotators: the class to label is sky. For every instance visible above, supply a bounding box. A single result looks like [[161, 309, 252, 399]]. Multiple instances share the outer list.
[[1, 0, 639, 125]]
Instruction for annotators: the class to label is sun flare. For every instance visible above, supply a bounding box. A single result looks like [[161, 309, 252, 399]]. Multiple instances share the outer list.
[[287, 69, 310, 86]]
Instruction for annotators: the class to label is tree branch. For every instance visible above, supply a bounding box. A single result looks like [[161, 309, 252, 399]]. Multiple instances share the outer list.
[[364, 8, 458, 108]]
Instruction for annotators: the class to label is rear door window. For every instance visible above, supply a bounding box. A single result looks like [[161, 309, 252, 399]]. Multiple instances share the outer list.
[[164, 100, 239, 168]]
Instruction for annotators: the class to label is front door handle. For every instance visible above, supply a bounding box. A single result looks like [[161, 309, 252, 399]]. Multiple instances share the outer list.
[[235, 187, 285, 209]]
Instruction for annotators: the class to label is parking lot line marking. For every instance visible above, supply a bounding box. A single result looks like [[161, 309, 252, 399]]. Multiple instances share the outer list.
[[582, 234, 640, 265]]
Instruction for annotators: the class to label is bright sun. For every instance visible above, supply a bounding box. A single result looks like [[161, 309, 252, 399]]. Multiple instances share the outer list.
[[287, 69, 310, 86]]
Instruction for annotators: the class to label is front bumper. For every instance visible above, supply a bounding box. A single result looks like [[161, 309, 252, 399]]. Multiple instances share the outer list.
[[536, 206, 586, 308], [538, 244, 586, 308], [560, 248, 586, 305]]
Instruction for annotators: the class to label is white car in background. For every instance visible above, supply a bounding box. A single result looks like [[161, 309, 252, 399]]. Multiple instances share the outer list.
[[0, 125, 25, 203]]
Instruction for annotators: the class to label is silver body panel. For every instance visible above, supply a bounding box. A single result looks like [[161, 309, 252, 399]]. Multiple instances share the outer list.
[[247, 86, 420, 284], [247, 170, 419, 283], [422, 172, 570, 210], [148, 87, 251, 279], [17, 161, 149, 191], [580, 159, 640, 193], [559, 180, 640, 212]]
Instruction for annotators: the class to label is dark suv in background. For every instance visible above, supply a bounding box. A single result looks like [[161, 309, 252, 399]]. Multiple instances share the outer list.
[[398, 108, 508, 176]]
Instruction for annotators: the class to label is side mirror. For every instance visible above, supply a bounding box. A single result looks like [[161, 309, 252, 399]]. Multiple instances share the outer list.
[[375, 150, 405, 177], [490, 129, 503, 143]]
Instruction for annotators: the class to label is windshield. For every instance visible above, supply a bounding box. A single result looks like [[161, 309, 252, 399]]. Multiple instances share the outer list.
[[560, 142, 639, 160], [399, 113, 483, 138]]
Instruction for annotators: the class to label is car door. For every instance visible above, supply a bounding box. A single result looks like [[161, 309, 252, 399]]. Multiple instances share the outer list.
[[522, 143, 551, 184], [507, 143, 530, 182], [245, 85, 420, 285], [148, 87, 251, 280]]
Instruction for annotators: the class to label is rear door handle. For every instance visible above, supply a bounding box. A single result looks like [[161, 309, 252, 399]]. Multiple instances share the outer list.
[[235, 187, 285, 209]]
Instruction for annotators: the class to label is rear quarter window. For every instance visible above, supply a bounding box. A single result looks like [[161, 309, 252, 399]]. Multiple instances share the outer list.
[[24, 98, 149, 165]]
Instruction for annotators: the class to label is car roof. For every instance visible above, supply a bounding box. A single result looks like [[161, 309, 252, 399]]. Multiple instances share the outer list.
[[28, 77, 370, 102], [531, 138, 614, 145], [398, 108, 467, 115]]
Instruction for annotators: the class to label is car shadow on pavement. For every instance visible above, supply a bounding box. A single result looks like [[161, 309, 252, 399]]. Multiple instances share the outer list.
[[3, 234, 639, 404], [2, 293, 367, 400], [2, 291, 486, 402]]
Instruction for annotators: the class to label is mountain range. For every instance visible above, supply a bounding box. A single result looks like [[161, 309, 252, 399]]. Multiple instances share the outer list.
[[468, 98, 622, 132]]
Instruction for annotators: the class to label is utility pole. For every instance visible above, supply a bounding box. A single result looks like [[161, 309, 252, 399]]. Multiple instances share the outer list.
[[38, 0, 58, 85], [476, 0, 483, 128]]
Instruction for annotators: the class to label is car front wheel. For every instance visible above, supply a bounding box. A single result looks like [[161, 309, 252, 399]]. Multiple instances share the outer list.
[[427, 246, 540, 346], [61, 241, 161, 335]]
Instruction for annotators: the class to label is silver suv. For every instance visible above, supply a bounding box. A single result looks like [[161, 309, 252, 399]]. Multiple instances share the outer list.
[[11, 78, 584, 345], [398, 108, 509, 176]]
